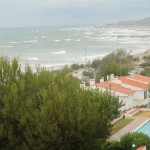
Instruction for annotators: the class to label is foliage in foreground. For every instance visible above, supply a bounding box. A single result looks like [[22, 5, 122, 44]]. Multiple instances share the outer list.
[[0, 57, 121, 149], [111, 118, 134, 135], [102, 132, 150, 150]]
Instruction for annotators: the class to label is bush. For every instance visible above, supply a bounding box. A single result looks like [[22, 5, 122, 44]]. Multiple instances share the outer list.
[[120, 132, 150, 150], [102, 132, 150, 150]]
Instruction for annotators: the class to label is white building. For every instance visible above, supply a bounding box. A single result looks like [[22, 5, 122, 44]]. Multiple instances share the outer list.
[[110, 76, 149, 106], [96, 81, 134, 111], [96, 74, 150, 111]]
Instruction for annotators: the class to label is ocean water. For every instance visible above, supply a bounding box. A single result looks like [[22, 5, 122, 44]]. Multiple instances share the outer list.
[[0, 26, 150, 70]]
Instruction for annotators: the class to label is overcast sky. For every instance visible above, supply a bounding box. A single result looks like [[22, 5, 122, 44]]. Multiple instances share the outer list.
[[0, 0, 150, 28]]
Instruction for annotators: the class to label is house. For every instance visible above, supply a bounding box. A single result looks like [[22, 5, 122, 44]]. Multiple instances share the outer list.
[[96, 74, 150, 111], [111, 76, 149, 106], [96, 81, 134, 111], [127, 74, 150, 84]]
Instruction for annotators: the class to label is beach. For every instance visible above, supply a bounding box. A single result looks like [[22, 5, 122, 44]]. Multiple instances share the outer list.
[[0, 26, 150, 70]]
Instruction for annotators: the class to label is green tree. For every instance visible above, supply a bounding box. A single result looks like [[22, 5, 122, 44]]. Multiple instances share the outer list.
[[102, 132, 150, 150], [101, 141, 121, 150], [83, 70, 94, 79], [120, 132, 150, 150], [91, 59, 101, 69], [70, 63, 80, 70], [70, 63, 85, 70], [102, 63, 128, 80], [141, 67, 150, 76], [0, 57, 121, 149], [95, 49, 132, 83]]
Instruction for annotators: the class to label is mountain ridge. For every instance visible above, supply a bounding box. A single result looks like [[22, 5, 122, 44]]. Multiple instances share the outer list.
[[96, 17, 150, 27], [117, 17, 150, 25]]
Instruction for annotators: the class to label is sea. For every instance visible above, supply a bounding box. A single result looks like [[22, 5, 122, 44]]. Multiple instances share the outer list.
[[0, 25, 150, 70]]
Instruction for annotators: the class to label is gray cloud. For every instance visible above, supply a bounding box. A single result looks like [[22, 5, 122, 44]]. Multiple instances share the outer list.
[[0, 0, 150, 27]]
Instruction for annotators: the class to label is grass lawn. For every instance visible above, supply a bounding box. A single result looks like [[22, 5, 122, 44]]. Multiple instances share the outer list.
[[134, 111, 150, 117], [111, 118, 134, 135]]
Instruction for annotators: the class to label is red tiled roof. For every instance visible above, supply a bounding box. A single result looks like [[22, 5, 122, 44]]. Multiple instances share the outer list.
[[119, 76, 148, 89], [128, 74, 150, 83], [96, 81, 134, 95], [136, 146, 146, 150]]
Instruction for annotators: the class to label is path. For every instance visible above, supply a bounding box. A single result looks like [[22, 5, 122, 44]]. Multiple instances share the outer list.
[[109, 117, 149, 141]]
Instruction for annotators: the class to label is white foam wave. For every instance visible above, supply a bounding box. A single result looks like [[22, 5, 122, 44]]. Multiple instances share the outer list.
[[132, 49, 148, 54], [33, 36, 47, 39], [0, 45, 14, 48], [120, 40, 141, 44], [42, 63, 68, 68], [23, 40, 37, 43], [31, 31, 39, 33], [80, 54, 106, 60], [53, 50, 66, 54], [41, 64, 53, 68], [63, 38, 73, 41], [54, 39, 60, 42], [10, 41, 21, 44], [27, 57, 39, 61], [41, 36, 47, 38], [5, 46, 14, 48], [76, 39, 80, 42], [58, 26, 93, 31], [85, 32, 93, 35], [59, 28, 83, 31], [53, 63, 68, 66]]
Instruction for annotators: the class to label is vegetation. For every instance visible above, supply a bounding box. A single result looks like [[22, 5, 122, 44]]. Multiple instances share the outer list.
[[111, 118, 134, 135], [93, 49, 133, 82], [69, 49, 135, 83], [141, 66, 150, 76], [102, 132, 150, 150], [134, 111, 150, 117], [0, 57, 121, 149], [98, 63, 129, 81], [140, 53, 150, 76], [142, 55, 150, 63], [83, 70, 94, 79], [91, 59, 101, 69], [133, 57, 139, 61], [70, 63, 84, 70], [141, 62, 150, 68]]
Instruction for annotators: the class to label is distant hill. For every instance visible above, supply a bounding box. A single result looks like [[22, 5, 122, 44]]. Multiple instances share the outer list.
[[117, 17, 150, 26], [96, 17, 150, 27], [136, 17, 150, 24]]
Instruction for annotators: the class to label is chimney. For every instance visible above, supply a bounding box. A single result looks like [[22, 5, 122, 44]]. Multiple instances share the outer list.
[[89, 79, 95, 86], [110, 74, 114, 80], [107, 75, 110, 81], [100, 77, 104, 83]]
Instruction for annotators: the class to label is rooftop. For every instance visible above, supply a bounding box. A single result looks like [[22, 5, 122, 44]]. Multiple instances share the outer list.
[[128, 74, 150, 83], [119, 76, 148, 90], [136, 146, 146, 150], [96, 81, 134, 95]]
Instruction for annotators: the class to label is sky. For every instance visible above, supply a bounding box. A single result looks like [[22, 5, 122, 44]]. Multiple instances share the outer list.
[[0, 0, 150, 28]]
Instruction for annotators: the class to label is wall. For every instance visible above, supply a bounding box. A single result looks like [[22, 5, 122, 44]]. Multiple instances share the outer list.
[[119, 94, 133, 110], [97, 87, 133, 111]]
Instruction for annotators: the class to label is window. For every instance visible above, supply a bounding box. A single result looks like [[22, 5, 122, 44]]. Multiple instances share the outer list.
[[144, 90, 147, 99]]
